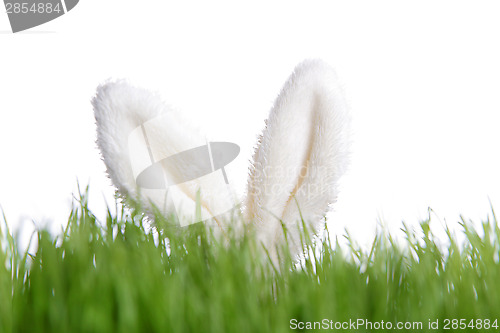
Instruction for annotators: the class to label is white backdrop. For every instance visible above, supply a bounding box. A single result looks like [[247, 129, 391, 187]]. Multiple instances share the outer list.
[[1, 1, 499, 248]]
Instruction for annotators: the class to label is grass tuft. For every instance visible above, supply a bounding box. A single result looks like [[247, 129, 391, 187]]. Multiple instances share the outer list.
[[1, 188, 500, 332]]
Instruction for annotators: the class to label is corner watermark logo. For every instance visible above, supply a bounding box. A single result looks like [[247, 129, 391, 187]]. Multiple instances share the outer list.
[[3, 0, 78, 33]]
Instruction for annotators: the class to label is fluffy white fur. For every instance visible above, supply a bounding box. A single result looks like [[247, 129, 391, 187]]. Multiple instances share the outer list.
[[245, 59, 350, 261], [93, 59, 350, 263], [92, 81, 235, 229]]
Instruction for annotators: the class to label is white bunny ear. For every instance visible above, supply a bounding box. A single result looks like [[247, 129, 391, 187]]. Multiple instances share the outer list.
[[245, 59, 351, 261], [92, 80, 237, 229]]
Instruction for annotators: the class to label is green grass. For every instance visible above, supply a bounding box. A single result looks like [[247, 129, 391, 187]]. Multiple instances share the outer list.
[[1, 189, 500, 332]]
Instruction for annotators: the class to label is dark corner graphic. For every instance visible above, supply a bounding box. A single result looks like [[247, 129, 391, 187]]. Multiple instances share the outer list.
[[4, 0, 79, 33]]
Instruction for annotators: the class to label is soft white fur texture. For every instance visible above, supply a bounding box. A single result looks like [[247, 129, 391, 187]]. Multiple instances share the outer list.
[[92, 81, 235, 228], [245, 59, 351, 261], [93, 59, 350, 264]]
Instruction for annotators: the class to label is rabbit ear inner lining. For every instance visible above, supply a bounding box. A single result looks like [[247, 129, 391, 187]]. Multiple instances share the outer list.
[[280, 96, 321, 222]]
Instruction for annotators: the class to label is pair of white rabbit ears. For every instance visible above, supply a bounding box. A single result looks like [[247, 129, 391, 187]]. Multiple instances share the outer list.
[[93, 59, 350, 255]]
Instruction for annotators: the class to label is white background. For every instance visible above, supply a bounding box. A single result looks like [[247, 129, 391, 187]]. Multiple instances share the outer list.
[[1, 1, 499, 248]]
